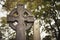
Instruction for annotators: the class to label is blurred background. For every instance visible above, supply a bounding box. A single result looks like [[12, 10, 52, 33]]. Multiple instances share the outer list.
[[0, 0, 60, 40]]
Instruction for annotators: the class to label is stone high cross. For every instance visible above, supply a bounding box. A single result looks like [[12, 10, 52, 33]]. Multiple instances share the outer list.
[[7, 4, 34, 40]]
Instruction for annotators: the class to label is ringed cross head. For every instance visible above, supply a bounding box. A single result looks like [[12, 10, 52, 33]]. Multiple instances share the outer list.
[[7, 4, 34, 40]]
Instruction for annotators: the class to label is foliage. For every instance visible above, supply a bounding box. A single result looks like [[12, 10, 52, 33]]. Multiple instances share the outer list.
[[1, 0, 60, 40]]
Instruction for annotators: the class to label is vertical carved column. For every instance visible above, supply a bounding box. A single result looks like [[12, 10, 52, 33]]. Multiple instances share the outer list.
[[16, 24, 26, 40], [16, 4, 26, 40], [33, 19, 40, 40]]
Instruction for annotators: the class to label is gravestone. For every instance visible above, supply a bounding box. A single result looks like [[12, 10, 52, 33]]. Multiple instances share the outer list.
[[33, 19, 40, 40], [7, 4, 34, 40]]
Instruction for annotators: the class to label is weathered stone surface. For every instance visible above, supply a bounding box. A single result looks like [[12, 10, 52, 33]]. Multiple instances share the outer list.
[[7, 4, 34, 40], [33, 19, 40, 40]]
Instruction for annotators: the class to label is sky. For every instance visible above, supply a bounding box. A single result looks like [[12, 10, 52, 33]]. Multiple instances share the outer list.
[[0, 0, 7, 18]]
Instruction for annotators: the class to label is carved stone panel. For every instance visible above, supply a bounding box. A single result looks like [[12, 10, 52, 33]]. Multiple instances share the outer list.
[[7, 4, 34, 40]]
